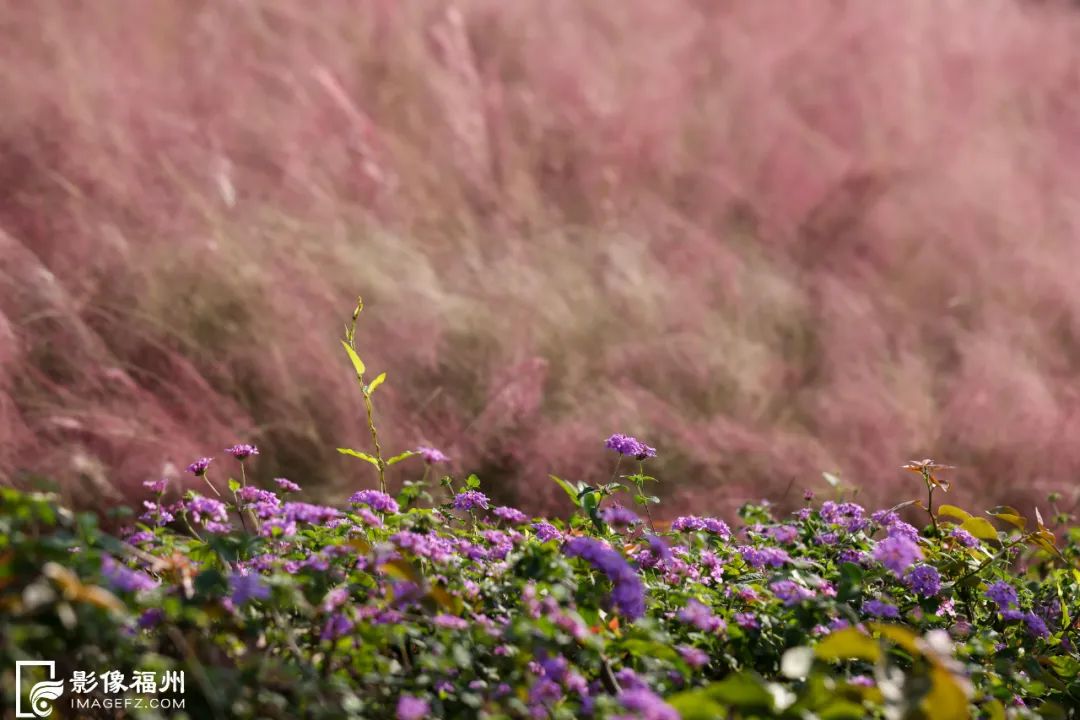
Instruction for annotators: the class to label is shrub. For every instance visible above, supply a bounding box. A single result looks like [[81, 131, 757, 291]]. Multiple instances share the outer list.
[[2, 305, 1079, 718]]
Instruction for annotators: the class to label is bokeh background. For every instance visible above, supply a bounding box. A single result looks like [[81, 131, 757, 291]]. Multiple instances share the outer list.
[[3, 1, 1080, 516]]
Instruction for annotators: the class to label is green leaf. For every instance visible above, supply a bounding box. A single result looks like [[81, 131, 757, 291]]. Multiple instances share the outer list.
[[466, 474, 481, 489], [703, 673, 774, 710], [667, 690, 728, 720], [227, 478, 241, 493], [386, 451, 417, 466], [341, 340, 366, 377], [337, 448, 379, 465], [550, 475, 579, 504], [367, 372, 387, 394]]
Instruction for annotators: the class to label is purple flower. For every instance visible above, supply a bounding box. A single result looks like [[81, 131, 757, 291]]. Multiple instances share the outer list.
[[739, 546, 790, 569], [143, 479, 167, 495], [986, 581, 1018, 611], [604, 433, 657, 460], [601, 505, 641, 528], [678, 645, 709, 668], [321, 613, 354, 641], [821, 501, 868, 533], [453, 490, 490, 512], [225, 444, 259, 460], [532, 522, 563, 542], [137, 608, 164, 629], [563, 537, 645, 620], [770, 580, 814, 606], [617, 688, 679, 720], [1023, 611, 1050, 639], [283, 502, 341, 524], [349, 489, 400, 514], [803, 489, 815, 501], [186, 495, 229, 525], [671, 516, 705, 532], [769, 525, 799, 544], [863, 599, 900, 619], [433, 614, 469, 630], [416, 446, 449, 464], [951, 528, 979, 548], [236, 486, 279, 506], [905, 565, 941, 597], [734, 612, 759, 630], [872, 534, 922, 576], [493, 506, 528, 524], [229, 572, 269, 605], [187, 457, 213, 476], [101, 555, 158, 593], [274, 478, 301, 493], [678, 599, 724, 632], [396, 696, 430, 720]]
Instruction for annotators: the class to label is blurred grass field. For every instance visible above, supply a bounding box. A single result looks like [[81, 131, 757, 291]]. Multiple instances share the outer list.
[[3, 1, 1080, 515]]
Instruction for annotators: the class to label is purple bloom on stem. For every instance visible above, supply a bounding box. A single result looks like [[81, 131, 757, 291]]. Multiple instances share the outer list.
[[532, 522, 563, 542], [863, 599, 900, 619], [618, 688, 679, 720], [601, 504, 641, 528], [872, 534, 922, 576], [739, 546, 790, 569], [396, 696, 430, 720], [321, 613, 354, 641], [186, 495, 229, 525], [678, 599, 723, 632], [283, 502, 341, 524], [349, 489, 400, 514], [604, 433, 657, 460], [770, 580, 814, 606], [986, 581, 1018, 611], [734, 612, 759, 630], [563, 537, 645, 620], [416, 446, 449, 464], [493, 506, 528, 524], [1023, 611, 1050, 639], [138, 608, 164, 629], [453, 490, 490, 512], [101, 555, 158, 593], [143, 479, 167, 494], [769, 525, 799, 544], [678, 645, 709, 668], [187, 457, 213, 476], [951, 528, 979, 548], [274, 478, 301, 493], [906, 565, 941, 597], [225, 444, 259, 460], [229, 572, 269, 605]]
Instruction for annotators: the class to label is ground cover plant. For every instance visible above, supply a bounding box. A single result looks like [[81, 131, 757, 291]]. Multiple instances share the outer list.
[[4, 305, 1080, 719]]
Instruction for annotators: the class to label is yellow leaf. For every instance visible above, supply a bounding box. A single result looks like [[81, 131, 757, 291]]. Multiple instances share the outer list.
[[988, 506, 1027, 531], [960, 517, 999, 542], [379, 559, 422, 585], [815, 628, 881, 663], [919, 666, 971, 720], [367, 372, 387, 394], [341, 340, 366, 377], [937, 505, 972, 524], [869, 623, 920, 656]]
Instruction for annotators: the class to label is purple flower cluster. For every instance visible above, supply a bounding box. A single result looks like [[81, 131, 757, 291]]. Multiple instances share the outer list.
[[617, 688, 678, 720], [671, 515, 731, 539], [493, 506, 528, 524], [738, 545, 790, 569], [453, 490, 490, 512], [769, 580, 814, 606], [678, 599, 724, 632], [274, 478, 301, 493], [601, 504, 641, 528], [563, 537, 645, 620], [820, 501, 868, 532], [986, 581, 1018, 611], [226, 443, 260, 460], [416, 446, 449, 464], [229, 572, 270, 605], [349, 490, 400, 514], [187, 457, 213, 476], [283, 502, 342, 524], [905, 565, 941, 597], [872, 534, 922, 576], [101, 555, 158, 593], [863, 599, 900, 619], [604, 433, 657, 460]]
